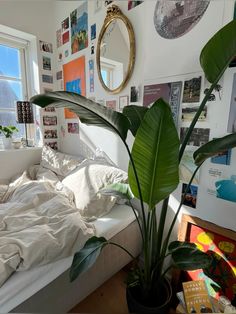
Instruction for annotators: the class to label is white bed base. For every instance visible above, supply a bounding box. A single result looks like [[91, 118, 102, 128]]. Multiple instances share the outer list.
[[11, 221, 141, 313]]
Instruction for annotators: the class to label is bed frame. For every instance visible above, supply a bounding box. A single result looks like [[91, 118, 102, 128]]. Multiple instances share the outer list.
[[11, 220, 141, 312]]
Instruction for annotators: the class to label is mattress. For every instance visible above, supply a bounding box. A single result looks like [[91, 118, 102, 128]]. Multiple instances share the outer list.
[[0, 204, 137, 313]]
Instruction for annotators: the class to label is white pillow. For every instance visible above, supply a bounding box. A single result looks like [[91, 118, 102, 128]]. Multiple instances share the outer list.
[[41, 146, 85, 177], [62, 159, 128, 220]]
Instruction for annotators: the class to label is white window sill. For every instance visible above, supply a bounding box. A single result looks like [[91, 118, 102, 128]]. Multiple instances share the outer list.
[[0, 147, 42, 153]]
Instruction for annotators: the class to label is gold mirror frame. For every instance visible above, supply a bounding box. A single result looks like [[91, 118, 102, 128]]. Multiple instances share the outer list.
[[96, 5, 135, 94]]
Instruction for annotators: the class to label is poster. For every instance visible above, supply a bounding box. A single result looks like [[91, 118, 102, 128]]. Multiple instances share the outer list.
[[89, 59, 94, 93], [182, 105, 207, 122], [106, 100, 116, 110], [91, 24, 96, 40], [227, 73, 236, 133], [182, 183, 198, 209], [62, 31, 69, 45], [70, 2, 88, 54], [182, 77, 202, 103], [180, 127, 210, 146], [143, 81, 182, 126], [42, 56, 51, 71], [39, 40, 53, 53], [63, 56, 86, 118], [154, 0, 210, 39]]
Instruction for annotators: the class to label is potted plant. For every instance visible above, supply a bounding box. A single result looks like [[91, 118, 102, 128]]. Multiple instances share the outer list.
[[31, 20, 236, 313], [0, 125, 19, 149]]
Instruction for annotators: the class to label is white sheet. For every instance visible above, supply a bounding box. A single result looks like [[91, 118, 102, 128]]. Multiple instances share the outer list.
[[0, 204, 136, 313]]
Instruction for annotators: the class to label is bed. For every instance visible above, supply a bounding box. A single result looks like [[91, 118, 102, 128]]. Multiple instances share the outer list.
[[0, 146, 141, 313]]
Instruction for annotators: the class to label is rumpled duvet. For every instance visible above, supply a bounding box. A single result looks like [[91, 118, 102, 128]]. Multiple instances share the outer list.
[[0, 166, 95, 287]]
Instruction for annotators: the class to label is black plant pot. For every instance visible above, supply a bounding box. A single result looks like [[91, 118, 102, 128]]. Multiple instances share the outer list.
[[126, 278, 172, 314]]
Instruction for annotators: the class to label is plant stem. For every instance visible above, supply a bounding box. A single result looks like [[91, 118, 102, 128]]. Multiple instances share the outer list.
[[179, 83, 217, 162], [128, 200, 144, 243], [108, 241, 136, 260], [161, 164, 202, 261]]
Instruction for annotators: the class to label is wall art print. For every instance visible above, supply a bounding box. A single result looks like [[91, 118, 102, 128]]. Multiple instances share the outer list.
[[68, 122, 79, 134], [154, 0, 210, 39], [128, 1, 143, 10], [178, 214, 236, 303], [183, 76, 202, 103], [89, 59, 94, 93], [70, 2, 88, 54], [63, 56, 86, 119], [56, 29, 62, 48], [143, 81, 182, 126]]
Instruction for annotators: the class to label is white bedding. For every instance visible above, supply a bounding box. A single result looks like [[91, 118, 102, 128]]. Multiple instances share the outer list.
[[0, 169, 95, 288], [0, 204, 137, 313]]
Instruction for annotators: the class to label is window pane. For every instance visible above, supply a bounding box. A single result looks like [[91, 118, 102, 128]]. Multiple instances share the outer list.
[[0, 44, 21, 78], [0, 79, 23, 109], [101, 69, 108, 86], [0, 111, 25, 137]]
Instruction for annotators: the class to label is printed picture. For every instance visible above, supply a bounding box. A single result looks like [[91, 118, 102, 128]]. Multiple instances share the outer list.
[[56, 29, 62, 48], [44, 129, 57, 139], [211, 149, 231, 166], [182, 76, 202, 103], [43, 116, 57, 126], [89, 59, 94, 93], [143, 81, 182, 126], [182, 105, 207, 122], [70, 2, 88, 54], [106, 100, 116, 110], [68, 122, 79, 134], [180, 127, 210, 146], [62, 17, 69, 32], [39, 40, 53, 53], [227, 73, 236, 133], [215, 175, 236, 203], [42, 74, 53, 84], [128, 1, 143, 10], [183, 77, 202, 103], [62, 31, 69, 45], [119, 96, 129, 110], [42, 56, 51, 71], [180, 147, 199, 185], [130, 86, 139, 103], [56, 71, 62, 80], [91, 24, 96, 40], [44, 106, 55, 112], [45, 141, 58, 150], [182, 183, 198, 209], [65, 50, 69, 58]]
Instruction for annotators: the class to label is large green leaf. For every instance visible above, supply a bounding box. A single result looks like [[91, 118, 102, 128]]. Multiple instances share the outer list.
[[194, 134, 236, 166], [123, 105, 148, 136], [200, 19, 236, 84], [172, 247, 212, 271], [70, 236, 107, 282], [128, 98, 179, 208], [30, 91, 130, 141], [100, 183, 134, 200], [168, 241, 197, 253]]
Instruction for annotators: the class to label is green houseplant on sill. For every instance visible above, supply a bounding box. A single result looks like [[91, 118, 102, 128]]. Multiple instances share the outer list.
[[31, 20, 236, 313], [0, 125, 19, 149]]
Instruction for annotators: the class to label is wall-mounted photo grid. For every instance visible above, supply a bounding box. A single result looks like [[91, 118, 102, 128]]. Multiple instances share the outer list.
[[142, 71, 227, 210]]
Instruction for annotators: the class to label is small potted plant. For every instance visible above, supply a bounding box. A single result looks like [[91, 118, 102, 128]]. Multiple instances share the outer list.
[[0, 125, 19, 149]]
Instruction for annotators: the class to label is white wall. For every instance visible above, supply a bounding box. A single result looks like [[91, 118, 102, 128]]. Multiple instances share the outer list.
[[53, 0, 236, 234]]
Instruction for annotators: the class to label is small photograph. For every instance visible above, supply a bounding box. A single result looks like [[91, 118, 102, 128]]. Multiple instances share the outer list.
[[44, 129, 58, 139], [91, 24, 96, 40], [182, 183, 198, 208], [182, 106, 207, 122], [180, 127, 210, 146], [68, 122, 79, 134], [39, 40, 53, 53], [45, 141, 58, 150], [62, 31, 69, 45], [56, 29, 62, 48], [119, 95, 129, 110], [91, 44, 95, 55], [58, 52, 63, 62], [42, 56, 51, 71], [44, 106, 55, 112], [65, 50, 69, 58], [42, 74, 53, 84], [130, 86, 139, 103], [128, 0, 143, 10], [106, 100, 116, 110], [56, 70, 62, 80], [104, 1, 113, 7], [43, 116, 57, 126], [62, 17, 69, 32], [211, 149, 231, 166], [183, 77, 202, 103]]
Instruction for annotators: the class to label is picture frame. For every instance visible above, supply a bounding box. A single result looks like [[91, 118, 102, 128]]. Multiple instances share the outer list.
[[119, 95, 129, 110], [175, 214, 236, 302]]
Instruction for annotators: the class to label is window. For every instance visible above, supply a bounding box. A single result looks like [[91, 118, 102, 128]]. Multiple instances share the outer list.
[[0, 36, 29, 138]]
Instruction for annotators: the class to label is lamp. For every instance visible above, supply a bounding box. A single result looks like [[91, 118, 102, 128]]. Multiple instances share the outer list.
[[16, 101, 34, 147]]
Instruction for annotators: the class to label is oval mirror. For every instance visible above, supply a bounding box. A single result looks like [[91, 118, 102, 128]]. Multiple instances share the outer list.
[[96, 5, 135, 94]]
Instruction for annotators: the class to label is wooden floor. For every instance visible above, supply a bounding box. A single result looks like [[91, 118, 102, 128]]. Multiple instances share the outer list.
[[70, 270, 129, 313]]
